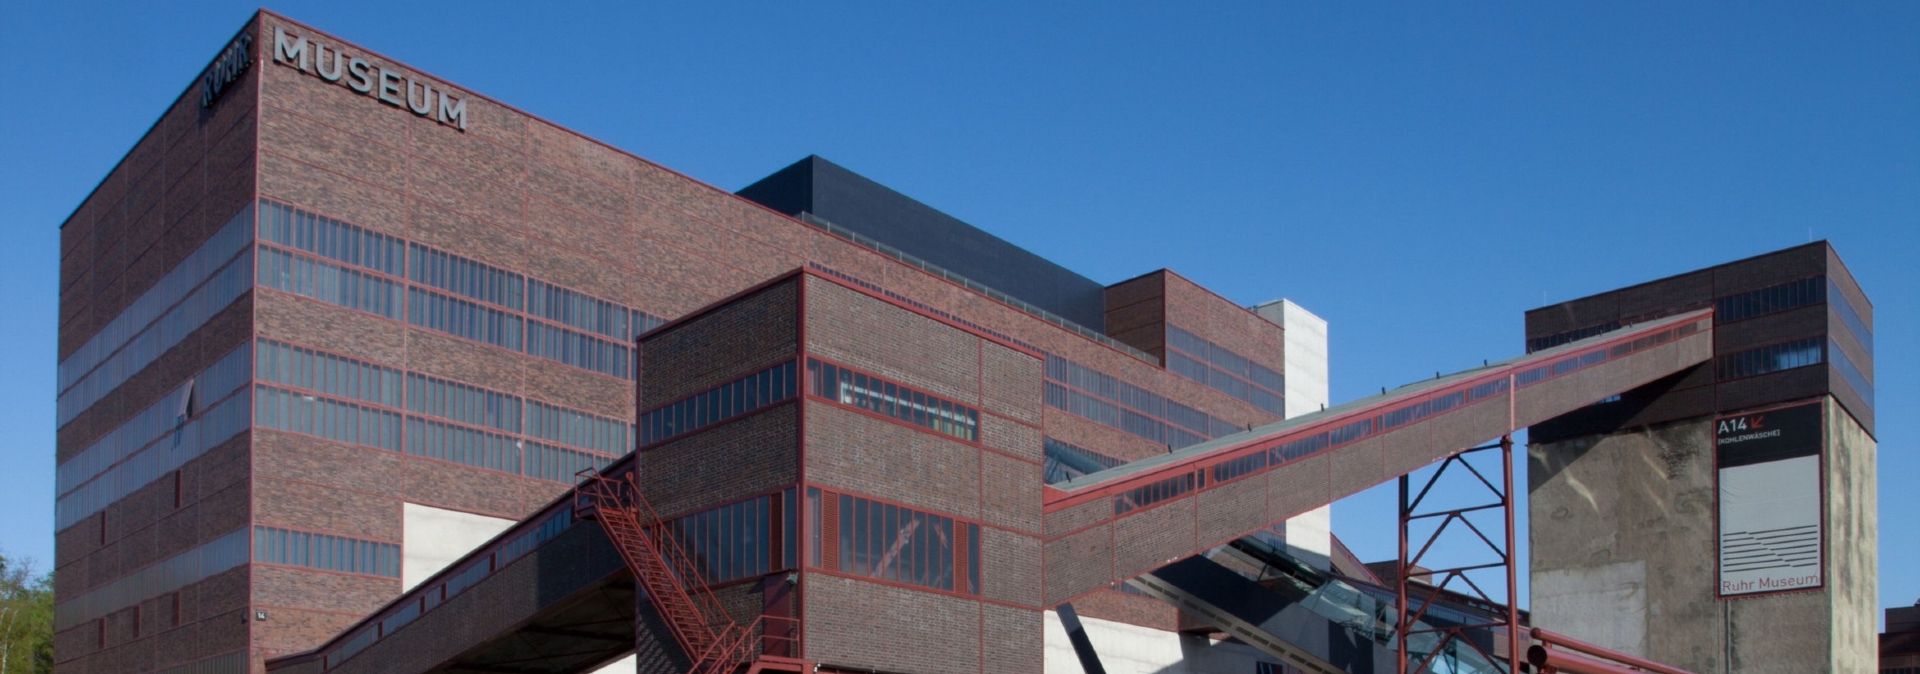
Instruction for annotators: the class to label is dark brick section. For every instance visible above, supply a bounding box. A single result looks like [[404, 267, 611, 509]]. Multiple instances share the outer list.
[[1526, 242, 1874, 440], [642, 276, 799, 408]]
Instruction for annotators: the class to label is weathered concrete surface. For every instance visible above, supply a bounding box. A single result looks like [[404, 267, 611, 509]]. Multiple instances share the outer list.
[[1530, 418, 1724, 672], [1528, 396, 1879, 674], [1823, 399, 1877, 674]]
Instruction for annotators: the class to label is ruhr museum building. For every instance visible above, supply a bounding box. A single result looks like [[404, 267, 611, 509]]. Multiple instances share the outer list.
[[52, 10, 1876, 674]]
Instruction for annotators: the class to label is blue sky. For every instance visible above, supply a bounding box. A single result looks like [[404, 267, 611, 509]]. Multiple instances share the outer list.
[[2, 1, 1913, 622]]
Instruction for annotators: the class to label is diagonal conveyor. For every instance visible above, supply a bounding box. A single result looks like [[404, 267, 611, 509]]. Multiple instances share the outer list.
[[1039, 309, 1713, 606]]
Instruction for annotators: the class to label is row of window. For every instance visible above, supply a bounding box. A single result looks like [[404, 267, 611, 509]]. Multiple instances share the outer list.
[[59, 249, 254, 427], [1217, 379, 1512, 487], [156, 652, 248, 674], [528, 400, 631, 455], [55, 390, 251, 531], [809, 489, 980, 595], [1827, 278, 1874, 353], [808, 359, 978, 442], [1829, 338, 1875, 407], [255, 385, 403, 451], [1716, 338, 1823, 380], [1044, 382, 1209, 450], [60, 206, 252, 394], [1043, 353, 1243, 449], [259, 247, 403, 319], [259, 200, 405, 276], [330, 507, 579, 670], [640, 361, 798, 445], [1043, 437, 1124, 485], [264, 340, 626, 455], [523, 442, 614, 483], [258, 339, 403, 408], [261, 384, 623, 482], [1166, 324, 1286, 415], [1717, 276, 1822, 323], [405, 418, 519, 474], [664, 490, 798, 585], [408, 372, 520, 432], [59, 344, 252, 498], [54, 528, 248, 631], [253, 526, 400, 578], [529, 279, 663, 341], [262, 201, 655, 380], [1515, 318, 1703, 389], [1168, 351, 1285, 416], [527, 321, 631, 378], [1114, 472, 1198, 514], [409, 244, 524, 310], [1525, 321, 1622, 354], [408, 287, 522, 350]]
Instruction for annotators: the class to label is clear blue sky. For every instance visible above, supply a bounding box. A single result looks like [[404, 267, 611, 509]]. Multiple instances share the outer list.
[[2, 1, 1912, 620]]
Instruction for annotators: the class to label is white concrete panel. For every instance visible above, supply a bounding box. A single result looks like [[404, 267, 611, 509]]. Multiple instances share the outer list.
[[1530, 560, 1648, 656], [1043, 610, 1280, 674], [1257, 299, 1333, 571], [402, 502, 515, 590], [590, 654, 636, 674]]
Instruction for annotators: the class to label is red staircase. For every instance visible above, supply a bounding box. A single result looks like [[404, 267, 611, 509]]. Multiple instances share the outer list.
[[576, 470, 809, 674]]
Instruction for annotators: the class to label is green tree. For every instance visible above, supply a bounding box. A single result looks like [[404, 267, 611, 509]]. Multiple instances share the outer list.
[[0, 553, 53, 674]]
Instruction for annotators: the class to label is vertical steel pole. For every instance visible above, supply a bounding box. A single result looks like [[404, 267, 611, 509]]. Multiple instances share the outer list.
[[1397, 473, 1411, 674], [1502, 434, 1521, 674]]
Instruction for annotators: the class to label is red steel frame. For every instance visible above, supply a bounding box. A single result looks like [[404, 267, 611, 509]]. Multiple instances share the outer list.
[[1395, 435, 1522, 674]]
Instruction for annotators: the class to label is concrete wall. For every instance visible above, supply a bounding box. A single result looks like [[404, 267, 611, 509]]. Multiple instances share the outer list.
[[400, 503, 513, 590], [1528, 395, 1878, 674], [1258, 298, 1331, 571]]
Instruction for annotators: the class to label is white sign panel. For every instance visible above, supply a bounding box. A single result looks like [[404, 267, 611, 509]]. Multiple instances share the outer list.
[[1716, 403, 1823, 597]]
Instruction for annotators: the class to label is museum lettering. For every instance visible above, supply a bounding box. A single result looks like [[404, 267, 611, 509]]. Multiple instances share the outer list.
[[271, 26, 467, 131]]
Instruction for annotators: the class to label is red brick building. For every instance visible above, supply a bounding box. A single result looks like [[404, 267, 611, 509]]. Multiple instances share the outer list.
[[55, 11, 1326, 673]]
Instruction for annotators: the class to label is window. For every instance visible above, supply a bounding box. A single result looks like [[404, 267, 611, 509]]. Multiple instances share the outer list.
[[528, 279, 660, 340], [525, 321, 632, 378], [57, 389, 250, 531], [1716, 277, 1821, 323], [253, 526, 400, 577], [258, 340, 403, 407], [807, 359, 977, 442], [404, 418, 519, 474], [408, 287, 523, 349], [1715, 338, 1823, 380], [1043, 438, 1123, 485], [54, 528, 247, 632], [528, 400, 631, 455], [408, 244, 524, 309], [1114, 472, 1197, 514], [260, 200, 404, 275], [258, 248, 402, 319], [407, 373, 521, 432], [1166, 324, 1285, 415], [1827, 278, 1873, 353], [255, 386, 401, 451], [641, 361, 797, 444], [58, 205, 252, 400], [1042, 353, 1240, 450], [59, 249, 254, 426], [522, 442, 612, 483], [821, 491, 972, 594], [663, 492, 796, 585], [1829, 338, 1874, 407]]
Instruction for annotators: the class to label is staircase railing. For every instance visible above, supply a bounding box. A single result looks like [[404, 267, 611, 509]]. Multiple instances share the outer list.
[[575, 469, 761, 674]]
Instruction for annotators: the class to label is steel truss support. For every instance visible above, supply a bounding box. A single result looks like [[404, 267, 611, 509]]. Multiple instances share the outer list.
[[1396, 436, 1522, 674]]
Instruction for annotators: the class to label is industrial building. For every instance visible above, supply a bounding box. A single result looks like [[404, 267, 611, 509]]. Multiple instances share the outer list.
[[52, 11, 1876, 674]]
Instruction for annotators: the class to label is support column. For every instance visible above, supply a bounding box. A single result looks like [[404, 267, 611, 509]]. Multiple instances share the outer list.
[[1396, 436, 1521, 674]]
